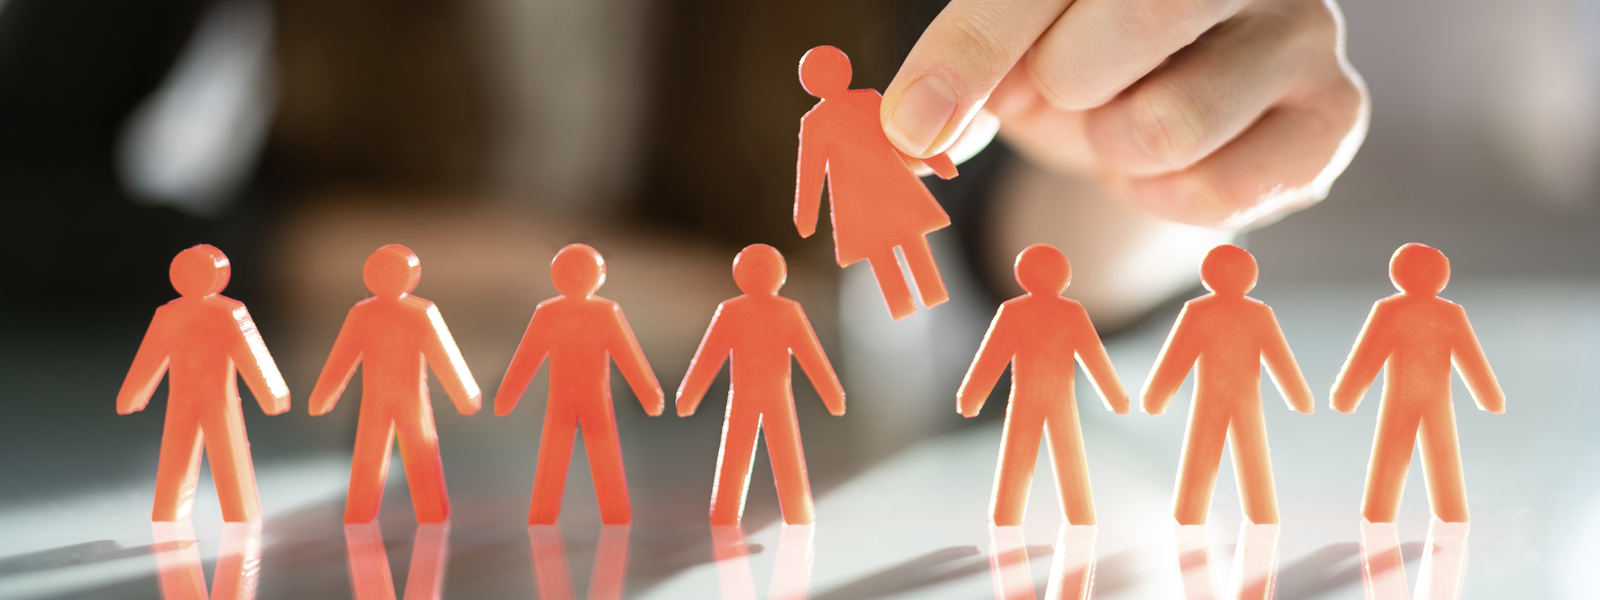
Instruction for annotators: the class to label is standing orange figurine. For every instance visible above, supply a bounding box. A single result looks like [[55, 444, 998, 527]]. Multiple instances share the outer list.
[[310, 244, 482, 524], [794, 45, 958, 321], [677, 244, 845, 526], [1332, 243, 1504, 524], [958, 244, 1129, 527], [118, 244, 290, 523], [1143, 244, 1314, 526], [494, 244, 665, 525]]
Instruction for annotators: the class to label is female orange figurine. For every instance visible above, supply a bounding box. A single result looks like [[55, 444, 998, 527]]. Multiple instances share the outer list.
[[309, 244, 482, 524], [1143, 244, 1314, 526], [794, 45, 959, 321], [1332, 243, 1504, 524], [677, 244, 845, 526], [494, 244, 664, 526], [958, 244, 1129, 527]]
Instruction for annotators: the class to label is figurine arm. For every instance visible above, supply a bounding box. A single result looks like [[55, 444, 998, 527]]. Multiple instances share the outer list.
[[422, 304, 483, 416], [676, 307, 732, 417], [1259, 307, 1315, 414], [1330, 303, 1388, 414], [1450, 306, 1505, 414], [608, 306, 665, 417], [492, 313, 550, 416], [226, 305, 291, 416], [309, 310, 364, 416], [794, 114, 827, 238], [957, 307, 1014, 418], [1141, 306, 1200, 416], [117, 309, 171, 415], [791, 308, 845, 416], [1071, 308, 1130, 415]]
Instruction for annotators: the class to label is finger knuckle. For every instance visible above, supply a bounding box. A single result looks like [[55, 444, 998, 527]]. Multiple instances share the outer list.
[[1128, 81, 1208, 167], [1025, 54, 1091, 109], [1130, 0, 1221, 42], [939, 11, 1014, 75]]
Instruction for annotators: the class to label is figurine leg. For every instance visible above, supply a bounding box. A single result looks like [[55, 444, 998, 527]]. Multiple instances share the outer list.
[[395, 414, 451, 524], [529, 405, 579, 525], [1172, 409, 1229, 525], [152, 413, 204, 522], [710, 406, 762, 526], [1361, 408, 1421, 524], [201, 409, 263, 523], [900, 236, 949, 309], [762, 404, 815, 525], [580, 410, 633, 525], [992, 406, 1045, 526], [866, 250, 916, 321], [1418, 410, 1469, 523], [1044, 411, 1096, 526], [1229, 409, 1280, 525], [344, 418, 397, 524]]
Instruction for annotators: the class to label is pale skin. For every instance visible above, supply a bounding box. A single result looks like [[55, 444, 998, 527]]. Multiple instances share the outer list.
[[881, 0, 1369, 228]]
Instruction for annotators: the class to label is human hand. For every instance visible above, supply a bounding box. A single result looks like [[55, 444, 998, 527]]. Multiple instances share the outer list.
[[881, 0, 1368, 228]]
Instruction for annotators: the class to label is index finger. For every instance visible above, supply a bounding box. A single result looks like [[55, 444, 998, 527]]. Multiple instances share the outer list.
[[882, 0, 1074, 157]]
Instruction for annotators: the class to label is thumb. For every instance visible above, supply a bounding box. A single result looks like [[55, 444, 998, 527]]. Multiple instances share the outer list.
[[882, 0, 1072, 157]]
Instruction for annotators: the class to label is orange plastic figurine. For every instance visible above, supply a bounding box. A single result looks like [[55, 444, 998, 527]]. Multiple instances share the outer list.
[[1142, 244, 1314, 526], [494, 244, 665, 525], [1332, 243, 1504, 524], [310, 244, 483, 524], [795, 45, 958, 321], [677, 244, 845, 526], [958, 244, 1129, 527], [118, 244, 290, 523]]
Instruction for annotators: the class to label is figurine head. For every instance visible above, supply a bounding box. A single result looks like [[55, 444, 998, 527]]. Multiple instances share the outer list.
[[1390, 243, 1449, 296], [552, 243, 606, 298], [1014, 243, 1071, 296], [732, 244, 786, 296], [1199, 244, 1257, 296], [363, 244, 421, 298], [171, 244, 231, 298], [799, 45, 851, 99]]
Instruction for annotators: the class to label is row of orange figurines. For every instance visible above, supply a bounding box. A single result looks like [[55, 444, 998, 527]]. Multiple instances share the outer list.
[[118, 240, 1500, 537]]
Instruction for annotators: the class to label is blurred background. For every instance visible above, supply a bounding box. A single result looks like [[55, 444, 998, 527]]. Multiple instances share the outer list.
[[2, 0, 1600, 598]]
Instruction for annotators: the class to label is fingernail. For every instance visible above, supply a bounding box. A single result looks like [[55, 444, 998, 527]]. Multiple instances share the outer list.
[[887, 75, 958, 155]]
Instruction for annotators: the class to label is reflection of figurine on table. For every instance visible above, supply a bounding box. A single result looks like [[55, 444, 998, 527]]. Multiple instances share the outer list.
[[343, 521, 451, 600], [711, 525, 815, 600], [987, 524, 1095, 600], [151, 519, 263, 600], [529, 525, 631, 600], [1358, 518, 1470, 600]]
